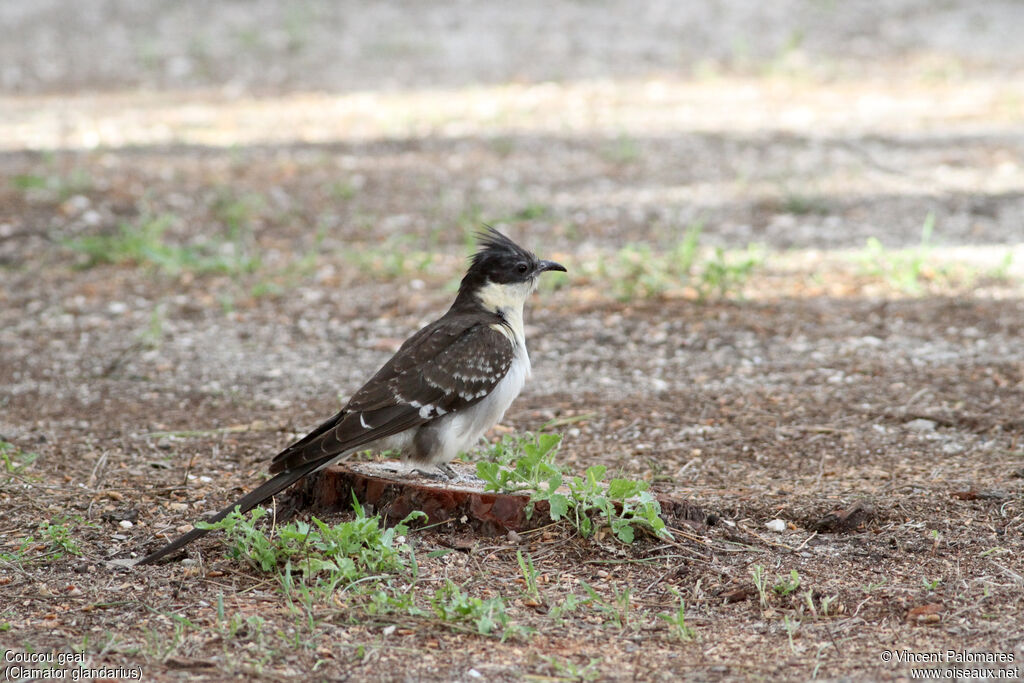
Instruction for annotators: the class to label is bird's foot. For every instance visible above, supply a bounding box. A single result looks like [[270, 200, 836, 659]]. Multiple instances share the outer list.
[[406, 462, 459, 481], [409, 467, 449, 481], [436, 462, 458, 480]]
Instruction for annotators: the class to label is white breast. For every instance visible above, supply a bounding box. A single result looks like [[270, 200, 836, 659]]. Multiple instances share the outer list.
[[426, 339, 530, 465]]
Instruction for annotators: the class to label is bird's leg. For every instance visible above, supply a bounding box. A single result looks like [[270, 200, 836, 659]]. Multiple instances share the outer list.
[[410, 466, 450, 481], [407, 463, 459, 481], [436, 462, 458, 480]]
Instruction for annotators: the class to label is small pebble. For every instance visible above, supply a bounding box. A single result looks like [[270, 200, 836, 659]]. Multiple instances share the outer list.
[[765, 519, 787, 532], [119, 520, 133, 529], [906, 418, 936, 432]]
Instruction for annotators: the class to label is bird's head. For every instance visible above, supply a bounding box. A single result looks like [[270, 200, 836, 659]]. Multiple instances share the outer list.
[[455, 227, 566, 314]]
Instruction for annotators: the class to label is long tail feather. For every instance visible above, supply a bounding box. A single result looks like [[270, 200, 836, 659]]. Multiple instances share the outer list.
[[135, 457, 330, 565]]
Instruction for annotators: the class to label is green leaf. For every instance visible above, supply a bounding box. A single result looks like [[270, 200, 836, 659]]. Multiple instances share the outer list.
[[547, 494, 570, 521], [476, 461, 500, 487], [585, 465, 607, 486], [578, 515, 593, 537], [536, 432, 562, 455], [612, 519, 635, 544], [607, 478, 646, 498]]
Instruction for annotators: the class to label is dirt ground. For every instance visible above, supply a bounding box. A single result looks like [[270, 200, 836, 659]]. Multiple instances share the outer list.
[[2, 2, 1024, 681]]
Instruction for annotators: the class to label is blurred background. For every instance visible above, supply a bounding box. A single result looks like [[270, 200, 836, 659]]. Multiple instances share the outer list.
[[3, 0, 1024, 422], [3, 0, 1023, 269]]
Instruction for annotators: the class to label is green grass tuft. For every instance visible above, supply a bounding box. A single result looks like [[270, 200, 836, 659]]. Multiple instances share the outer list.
[[577, 223, 762, 301], [1, 440, 38, 481], [856, 212, 938, 293], [65, 213, 261, 275], [476, 433, 671, 543], [196, 501, 423, 587]]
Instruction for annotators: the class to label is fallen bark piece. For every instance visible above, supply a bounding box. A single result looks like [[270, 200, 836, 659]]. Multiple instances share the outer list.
[[950, 489, 1009, 501], [165, 657, 218, 670], [907, 602, 943, 625], [718, 585, 756, 604], [812, 500, 874, 533], [658, 495, 716, 528], [281, 460, 712, 537]]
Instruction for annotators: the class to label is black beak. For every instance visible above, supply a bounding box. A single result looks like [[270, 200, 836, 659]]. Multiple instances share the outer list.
[[536, 259, 567, 274]]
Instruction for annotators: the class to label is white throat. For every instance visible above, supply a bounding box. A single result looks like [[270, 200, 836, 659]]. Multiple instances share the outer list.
[[474, 278, 536, 347]]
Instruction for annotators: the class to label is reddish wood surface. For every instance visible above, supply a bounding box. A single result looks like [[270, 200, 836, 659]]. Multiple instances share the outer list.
[[281, 461, 712, 536]]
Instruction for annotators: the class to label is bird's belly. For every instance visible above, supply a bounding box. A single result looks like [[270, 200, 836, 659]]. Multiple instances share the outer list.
[[417, 347, 531, 465], [365, 430, 416, 458]]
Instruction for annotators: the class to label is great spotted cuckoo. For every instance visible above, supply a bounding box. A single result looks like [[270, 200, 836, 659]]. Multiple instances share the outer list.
[[136, 228, 565, 564]]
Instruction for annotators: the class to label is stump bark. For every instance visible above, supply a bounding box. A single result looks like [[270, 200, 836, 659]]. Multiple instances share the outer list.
[[279, 460, 712, 535]]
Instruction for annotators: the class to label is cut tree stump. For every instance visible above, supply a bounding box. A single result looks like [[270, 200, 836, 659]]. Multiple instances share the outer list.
[[278, 460, 713, 536]]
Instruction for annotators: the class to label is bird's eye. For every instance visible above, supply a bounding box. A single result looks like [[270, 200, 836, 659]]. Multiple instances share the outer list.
[[516, 262, 529, 274]]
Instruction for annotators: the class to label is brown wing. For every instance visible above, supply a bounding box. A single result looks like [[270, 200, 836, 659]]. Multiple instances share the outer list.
[[268, 313, 514, 474]]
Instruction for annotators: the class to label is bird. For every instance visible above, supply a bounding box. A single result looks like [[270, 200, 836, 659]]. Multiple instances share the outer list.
[[136, 227, 565, 565]]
